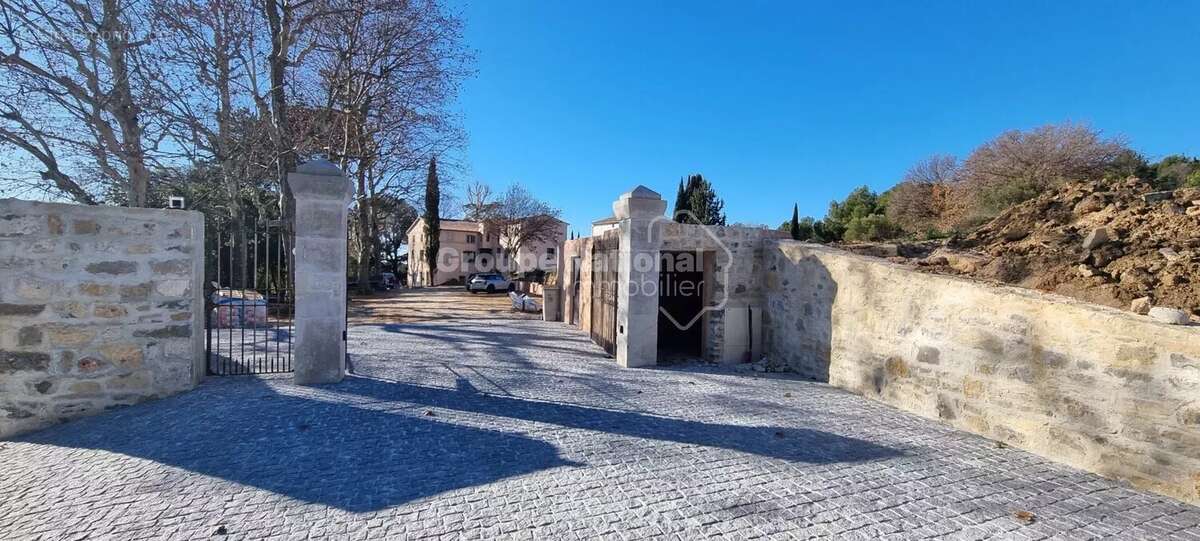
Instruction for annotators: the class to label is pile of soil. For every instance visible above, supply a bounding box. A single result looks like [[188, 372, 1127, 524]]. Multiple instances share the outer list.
[[844, 177, 1200, 317]]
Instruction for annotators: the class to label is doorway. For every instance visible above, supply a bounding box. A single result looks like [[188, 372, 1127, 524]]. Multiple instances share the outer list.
[[657, 251, 706, 362]]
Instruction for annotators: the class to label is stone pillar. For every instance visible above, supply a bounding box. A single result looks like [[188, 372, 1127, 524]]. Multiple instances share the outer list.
[[289, 159, 355, 385], [613, 186, 666, 368]]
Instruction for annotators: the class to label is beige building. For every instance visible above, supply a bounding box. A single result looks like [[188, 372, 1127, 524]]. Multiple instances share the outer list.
[[590, 215, 619, 236], [406, 217, 567, 286]]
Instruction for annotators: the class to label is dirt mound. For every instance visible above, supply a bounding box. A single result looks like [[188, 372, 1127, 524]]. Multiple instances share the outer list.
[[855, 177, 1200, 318]]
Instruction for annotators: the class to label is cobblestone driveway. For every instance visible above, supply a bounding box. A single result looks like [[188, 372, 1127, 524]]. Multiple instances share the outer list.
[[3, 318, 1199, 539]]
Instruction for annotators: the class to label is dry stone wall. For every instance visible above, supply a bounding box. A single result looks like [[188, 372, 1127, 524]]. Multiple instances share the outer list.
[[763, 241, 1200, 505], [1, 199, 204, 439]]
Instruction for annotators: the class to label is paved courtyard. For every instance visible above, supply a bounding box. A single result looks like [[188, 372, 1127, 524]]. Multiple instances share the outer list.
[[3, 308, 1200, 538]]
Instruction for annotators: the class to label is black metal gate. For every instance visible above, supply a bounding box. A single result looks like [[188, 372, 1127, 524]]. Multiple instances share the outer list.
[[590, 232, 620, 356], [205, 220, 295, 375]]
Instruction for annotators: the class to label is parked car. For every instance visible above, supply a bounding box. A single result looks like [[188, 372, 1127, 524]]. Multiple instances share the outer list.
[[371, 272, 397, 291], [467, 272, 512, 293]]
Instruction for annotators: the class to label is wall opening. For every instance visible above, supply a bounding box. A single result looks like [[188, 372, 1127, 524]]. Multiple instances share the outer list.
[[657, 250, 706, 362]]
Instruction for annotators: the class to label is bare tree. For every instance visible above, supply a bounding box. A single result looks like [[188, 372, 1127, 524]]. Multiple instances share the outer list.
[[959, 122, 1127, 215], [308, 0, 470, 290], [0, 0, 159, 205], [886, 154, 959, 234], [902, 154, 959, 185], [482, 183, 561, 272], [463, 181, 497, 221]]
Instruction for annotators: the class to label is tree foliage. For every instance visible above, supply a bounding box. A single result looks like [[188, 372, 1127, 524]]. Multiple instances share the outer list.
[[673, 173, 726, 226], [423, 156, 440, 284], [0, 0, 471, 288], [958, 123, 1128, 217]]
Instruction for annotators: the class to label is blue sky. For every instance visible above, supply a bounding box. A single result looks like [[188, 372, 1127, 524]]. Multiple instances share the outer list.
[[453, 1, 1200, 233]]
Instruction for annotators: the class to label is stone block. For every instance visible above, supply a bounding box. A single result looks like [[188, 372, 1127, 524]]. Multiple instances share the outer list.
[[99, 343, 143, 369], [78, 282, 114, 297], [74, 356, 111, 375], [154, 279, 190, 297], [120, 282, 153, 302], [1, 350, 51, 372], [52, 302, 90, 319], [15, 278, 54, 301], [1081, 227, 1111, 250], [0, 303, 46, 316], [46, 325, 97, 347], [132, 325, 192, 339], [17, 326, 42, 346], [105, 371, 152, 391], [68, 381, 102, 394], [93, 304, 128, 318], [46, 214, 63, 235], [293, 318, 345, 385], [295, 238, 347, 271], [295, 205, 346, 239], [1149, 307, 1190, 325], [1130, 297, 1152, 315], [150, 259, 191, 275], [0, 214, 42, 237], [72, 220, 100, 234], [85, 260, 137, 275]]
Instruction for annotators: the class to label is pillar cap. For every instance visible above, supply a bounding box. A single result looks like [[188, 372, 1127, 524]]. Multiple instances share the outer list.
[[613, 185, 666, 219], [621, 185, 661, 200], [296, 158, 345, 176], [289, 159, 355, 202]]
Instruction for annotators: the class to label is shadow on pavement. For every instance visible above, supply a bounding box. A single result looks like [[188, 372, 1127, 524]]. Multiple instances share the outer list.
[[337, 375, 903, 465], [17, 372, 900, 513], [15, 378, 576, 513]]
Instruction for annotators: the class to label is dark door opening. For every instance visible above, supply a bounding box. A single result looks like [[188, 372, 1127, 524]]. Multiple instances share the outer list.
[[658, 251, 705, 362]]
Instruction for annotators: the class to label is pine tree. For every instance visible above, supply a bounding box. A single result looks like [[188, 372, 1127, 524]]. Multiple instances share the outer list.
[[789, 203, 800, 240], [423, 156, 440, 285]]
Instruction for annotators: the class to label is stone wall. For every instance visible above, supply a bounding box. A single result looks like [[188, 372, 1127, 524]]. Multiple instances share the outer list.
[[660, 223, 786, 362], [566, 224, 786, 363], [1, 199, 204, 439], [763, 241, 1200, 504], [562, 236, 597, 333]]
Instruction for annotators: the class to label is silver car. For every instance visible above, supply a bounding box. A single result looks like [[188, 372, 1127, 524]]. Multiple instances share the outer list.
[[467, 272, 512, 293]]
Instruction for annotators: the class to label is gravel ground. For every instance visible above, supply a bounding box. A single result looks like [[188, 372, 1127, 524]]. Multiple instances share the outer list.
[[2, 317, 1198, 539]]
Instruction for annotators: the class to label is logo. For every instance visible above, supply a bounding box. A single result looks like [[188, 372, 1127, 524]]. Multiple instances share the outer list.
[[637, 210, 733, 331]]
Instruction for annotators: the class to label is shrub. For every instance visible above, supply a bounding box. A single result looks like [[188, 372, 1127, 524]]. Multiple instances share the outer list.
[[958, 122, 1128, 219]]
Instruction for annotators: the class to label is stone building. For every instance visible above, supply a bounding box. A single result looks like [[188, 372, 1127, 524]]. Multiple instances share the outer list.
[[406, 217, 567, 286], [560, 186, 787, 367]]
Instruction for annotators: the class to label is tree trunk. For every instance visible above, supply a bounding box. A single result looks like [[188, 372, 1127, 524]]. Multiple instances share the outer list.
[[100, 0, 150, 207], [263, 0, 297, 286], [355, 163, 372, 295]]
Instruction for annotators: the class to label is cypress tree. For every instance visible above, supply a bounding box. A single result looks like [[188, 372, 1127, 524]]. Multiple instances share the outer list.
[[789, 203, 800, 240], [423, 156, 440, 285], [672, 178, 687, 222]]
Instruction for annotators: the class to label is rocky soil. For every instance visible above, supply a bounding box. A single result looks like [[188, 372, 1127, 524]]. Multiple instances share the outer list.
[[839, 177, 1200, 321]]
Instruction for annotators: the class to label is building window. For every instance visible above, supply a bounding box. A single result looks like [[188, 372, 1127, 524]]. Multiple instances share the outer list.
[[546, 247, 556, 256], [467, 234, 476, 244]]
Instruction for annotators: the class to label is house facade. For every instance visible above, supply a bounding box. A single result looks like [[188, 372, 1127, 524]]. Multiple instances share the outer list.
[[406, 217, 567, 286]]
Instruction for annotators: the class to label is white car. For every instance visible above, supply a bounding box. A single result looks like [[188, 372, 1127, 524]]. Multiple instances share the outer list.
[[467, 272, 512, 293]]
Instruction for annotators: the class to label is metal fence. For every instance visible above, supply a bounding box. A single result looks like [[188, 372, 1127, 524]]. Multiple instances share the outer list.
[[205, 220, 295, 375]]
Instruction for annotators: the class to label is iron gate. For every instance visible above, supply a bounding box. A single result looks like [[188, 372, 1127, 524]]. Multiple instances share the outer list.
[[590, 232, 620, 356], [205, 219, 295, 375]]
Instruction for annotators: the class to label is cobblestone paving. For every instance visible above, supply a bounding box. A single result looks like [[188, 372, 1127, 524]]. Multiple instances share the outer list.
[[3, 318, 1200, 539]]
